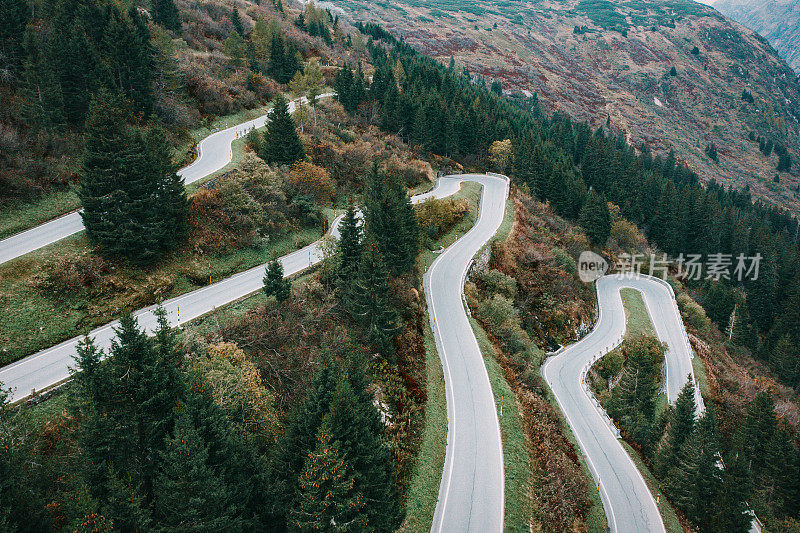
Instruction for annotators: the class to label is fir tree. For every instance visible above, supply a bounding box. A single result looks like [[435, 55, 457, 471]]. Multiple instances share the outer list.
[[325, 360, 404, 530], [288, 420, 366, 532], [263, 259, 292, 302], [103, 470, 153, 533], [711, 453, 753, 533], [77, 311, 182, 503], [664, 410, 722, 529], [578, 189, 611, 246], [79, 93, 187, 263], [268, 353, 339, 524], [336, 205, 363, 293], [152, 0, 181, 32], [364, 165, 418, 276], [349, 235, 400, 354], [230, 7, 244, 36], [655, 382, 697, 477], [260, 94, 305, 166], [154, 401, 245, 532]]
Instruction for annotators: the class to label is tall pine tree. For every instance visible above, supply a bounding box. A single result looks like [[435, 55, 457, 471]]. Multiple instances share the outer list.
[[260, 94, 305, 166]]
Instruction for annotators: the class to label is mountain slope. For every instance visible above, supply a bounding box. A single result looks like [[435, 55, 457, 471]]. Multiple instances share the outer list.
[[330, 0, 800, 214], [714, 0, 800, 74]]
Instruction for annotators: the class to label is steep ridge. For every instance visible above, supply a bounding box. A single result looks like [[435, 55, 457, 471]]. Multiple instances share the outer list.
[[0, 94, 333, 266], [714, 0, 800, 74], [333, 0, 800, 213]]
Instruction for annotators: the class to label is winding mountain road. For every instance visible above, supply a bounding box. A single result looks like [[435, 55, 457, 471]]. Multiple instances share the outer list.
[[1, 172, 510, 533], [426, 173, 509, 533], [0, 94, 333, 266], [542, 274, 703, 533]]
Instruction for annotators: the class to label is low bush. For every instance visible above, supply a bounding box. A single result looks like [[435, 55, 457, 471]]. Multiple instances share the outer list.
[[415, 197, 468, 242], [33, 252, 110, 295]]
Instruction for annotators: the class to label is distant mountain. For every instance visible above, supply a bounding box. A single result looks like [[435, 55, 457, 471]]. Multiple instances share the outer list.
[[714, 0, 800, 74], [331, 0, 800, 213]]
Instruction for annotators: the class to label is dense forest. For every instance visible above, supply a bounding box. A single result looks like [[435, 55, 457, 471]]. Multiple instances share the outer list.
[[1, 0, 799, 531]]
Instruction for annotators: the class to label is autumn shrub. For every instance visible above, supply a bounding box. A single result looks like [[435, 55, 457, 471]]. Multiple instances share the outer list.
[[287, 160, 335, 204], [385, 155, 432, 188], [34, 252, 110, 295], [476, 269, 517, 298], [678, 292, 711, 335], [190, 341, 279, 446], [415, 197, 468, 242], [476, 294, 532, 356], [189, 154, 290, 252]]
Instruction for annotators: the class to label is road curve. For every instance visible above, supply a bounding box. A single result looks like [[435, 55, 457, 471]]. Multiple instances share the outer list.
[[426, 173, 509, 533], [0, 175, 494, 403], [542, 274, 703, 533], [0, 94, 333, 266]]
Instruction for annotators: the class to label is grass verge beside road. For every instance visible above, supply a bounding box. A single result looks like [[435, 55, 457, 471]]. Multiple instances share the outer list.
[[471, 317, 532, 532], [0, 224, 323, 367]]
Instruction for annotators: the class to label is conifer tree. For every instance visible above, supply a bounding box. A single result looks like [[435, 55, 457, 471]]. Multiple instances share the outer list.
[[267, 352, 339, 524], [605, 335, 663, 449], [79, 92, 187, 263], [231, 8, 244, 36], [288, 420, 366, 532], [364, 165, 418, 276], [260, 94, 305, 166], [76, 311, 182, 503], [664, 410, 722, 529], [154, 402, 245, 532], [103, 470, 153, 533], [263, 259, 291, 302], [771, 334, 800, 388], [329, 359, 404, 530], [349, 235, 400, 353], [152, 0, 181, 32], [336, 205, 363, 293], [711, 453, 752, 533], [655, 382, 697, 477], [578, 189, 611, 246]]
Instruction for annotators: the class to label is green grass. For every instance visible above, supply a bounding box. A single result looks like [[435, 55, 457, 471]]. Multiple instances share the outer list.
[[493, 196, 515, 245], [471, 317, 532, 532], [620, 288, 655, 338], [0, 225, 323, 367], [401, 323, 448, 533], [692, 355, 710, 398], [0, 191, 81, 240]]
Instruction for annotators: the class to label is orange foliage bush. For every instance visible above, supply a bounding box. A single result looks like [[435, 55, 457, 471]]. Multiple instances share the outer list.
[[288, 160, 335, 204]]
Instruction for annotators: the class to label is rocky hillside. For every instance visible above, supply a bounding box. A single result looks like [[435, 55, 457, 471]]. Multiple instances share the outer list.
[[714, 0, 800, 74], [328, 0, 800, 213]]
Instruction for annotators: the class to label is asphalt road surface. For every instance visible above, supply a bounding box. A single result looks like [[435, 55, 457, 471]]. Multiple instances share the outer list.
[[1, 173, 510, 533], [542, 274, 704, 533], [0, 94, 333, 266], [426, 173, 509, 533]]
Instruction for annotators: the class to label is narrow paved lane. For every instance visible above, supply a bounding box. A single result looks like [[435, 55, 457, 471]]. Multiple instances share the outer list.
[[542, 274, 704, 533], [2, 174, 511, 533], [426, 173, 509, 533], [0, 94, 333, 265]]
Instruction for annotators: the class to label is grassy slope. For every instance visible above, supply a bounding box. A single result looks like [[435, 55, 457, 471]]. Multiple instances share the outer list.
[[471, 317, 532, 532], [0, 221, 324, 367], [0, 104, 274, 241]]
